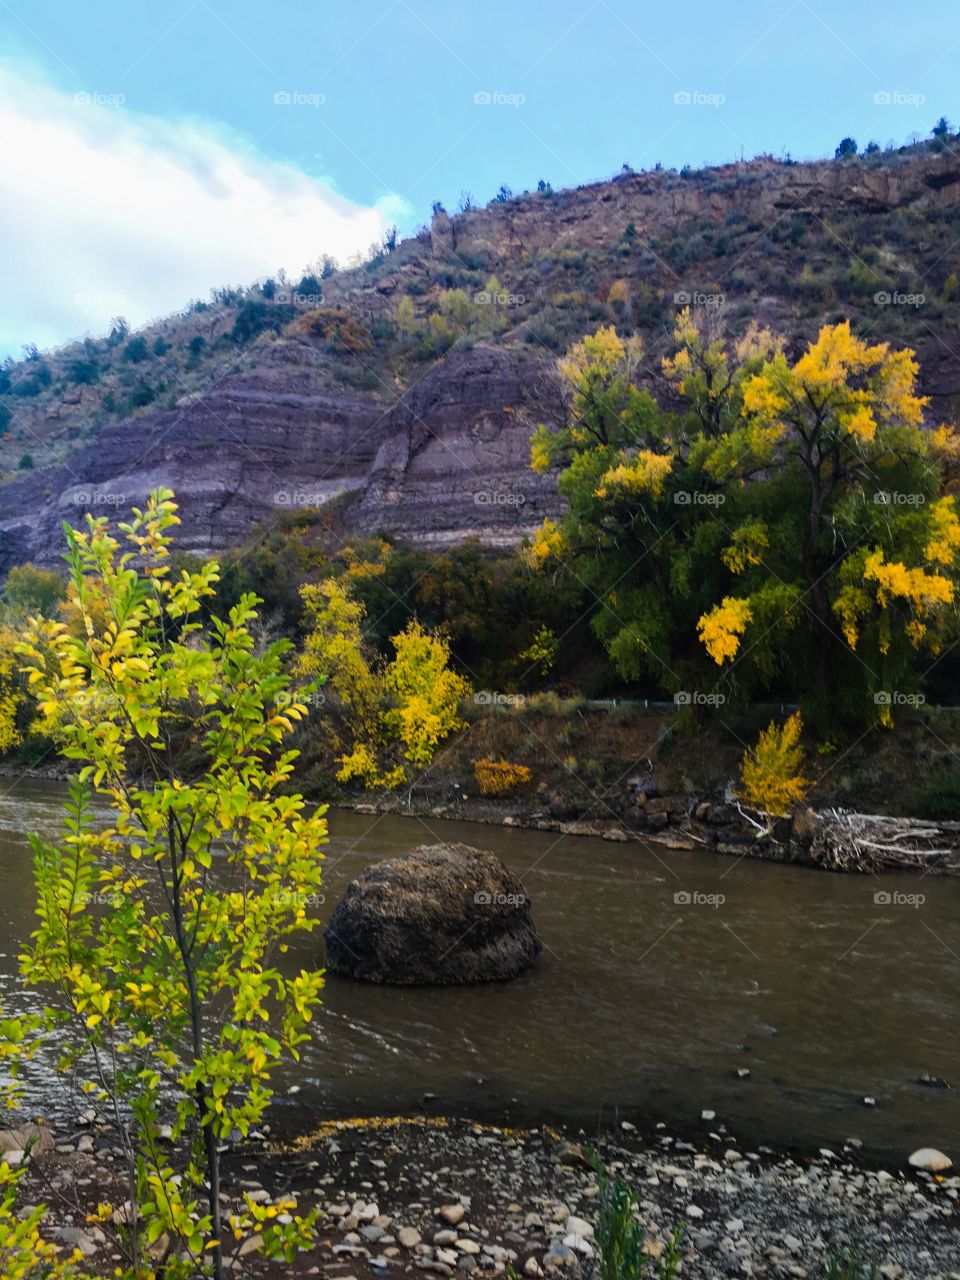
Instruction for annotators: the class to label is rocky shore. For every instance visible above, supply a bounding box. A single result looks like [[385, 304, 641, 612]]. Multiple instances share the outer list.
[[344, 792, 960, 876], [12, 1115, 959, 1279], [6, 760, 960, 875]]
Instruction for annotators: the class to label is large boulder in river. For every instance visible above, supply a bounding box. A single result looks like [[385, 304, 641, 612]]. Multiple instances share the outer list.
[[324, 843, 542, 985]]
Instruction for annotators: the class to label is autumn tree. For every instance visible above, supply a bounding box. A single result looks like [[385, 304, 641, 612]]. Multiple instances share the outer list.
[[526, 317, 775, 690], [396, 294, 418, 338], [295, 577, 382, 761], [2, 563, 66, 618], [17, 492, 326, 1279], [695, 321, 960, 724], [296, 582, 470, 794], [529, 315, 960, 728], [738, 712, 808, 830], [0, 627, 23, 755]]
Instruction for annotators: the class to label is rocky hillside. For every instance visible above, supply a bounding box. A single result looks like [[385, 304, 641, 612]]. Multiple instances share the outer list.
[[4, 138, 960, 572]]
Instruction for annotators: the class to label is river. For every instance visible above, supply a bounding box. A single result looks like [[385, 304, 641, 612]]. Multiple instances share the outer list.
[[1, 778, 957, 1162]]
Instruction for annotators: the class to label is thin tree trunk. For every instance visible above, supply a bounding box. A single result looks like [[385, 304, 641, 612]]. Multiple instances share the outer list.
[[168, 817, 222, 1280]]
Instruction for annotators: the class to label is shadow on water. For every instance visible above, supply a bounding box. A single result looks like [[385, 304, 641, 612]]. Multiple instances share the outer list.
[[1, 779, 958, 1161]]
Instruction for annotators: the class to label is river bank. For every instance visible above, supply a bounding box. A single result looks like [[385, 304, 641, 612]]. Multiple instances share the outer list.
[[5, 758, 958, 875], [11, 1114, 960, 1278], [337, 791, 960, 876]]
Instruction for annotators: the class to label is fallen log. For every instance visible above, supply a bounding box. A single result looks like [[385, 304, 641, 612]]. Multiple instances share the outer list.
[[809, 807, 959, 872]]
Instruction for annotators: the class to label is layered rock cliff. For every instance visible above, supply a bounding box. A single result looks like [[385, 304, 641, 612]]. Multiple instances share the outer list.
[[0, 345, 560, 571], [4, 142, 960, 573]]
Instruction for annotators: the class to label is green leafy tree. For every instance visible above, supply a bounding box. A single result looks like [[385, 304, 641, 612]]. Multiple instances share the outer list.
[[519, 625, 559, 678], [17, 490, 327, 1279], [438, 287, 475, 336], [123, 335, 150, 363], [695, 322, 960, 723], [526, 317, 770, 690]]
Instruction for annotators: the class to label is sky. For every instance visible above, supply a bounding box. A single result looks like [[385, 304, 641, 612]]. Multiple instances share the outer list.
[[0, 0, 956, 355]]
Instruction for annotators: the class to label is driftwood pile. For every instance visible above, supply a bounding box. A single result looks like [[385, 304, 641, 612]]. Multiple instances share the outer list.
[[809, 808, 960, 872]]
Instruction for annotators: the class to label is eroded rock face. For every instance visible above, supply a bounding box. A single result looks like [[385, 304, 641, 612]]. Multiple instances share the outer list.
[[324, 843, 542, 985], [352, 346, 558, 548], [0, 345, 560, 574]]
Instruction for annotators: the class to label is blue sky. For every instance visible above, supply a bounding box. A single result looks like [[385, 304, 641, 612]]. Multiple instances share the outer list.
[[0, 0, 956, 353]]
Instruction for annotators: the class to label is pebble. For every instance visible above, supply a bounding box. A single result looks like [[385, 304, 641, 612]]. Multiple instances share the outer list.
[[562, 1233, 593, 1256], [542, 1242, 576, 1271], [20, 1114, 960, 1280], [918, 1073, 951, 1089], [563, 1215, 593, 1239]]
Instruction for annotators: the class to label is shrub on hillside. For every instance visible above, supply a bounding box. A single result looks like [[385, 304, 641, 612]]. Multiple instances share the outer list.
[[473, 759, 533, 795], [289, 307, 373, 354], [230, 299, 296, 344], [122, 335, 150, 363]]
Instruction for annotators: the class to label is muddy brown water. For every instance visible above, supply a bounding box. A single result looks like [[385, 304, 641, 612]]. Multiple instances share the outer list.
[[1, 779, 957, 1162]]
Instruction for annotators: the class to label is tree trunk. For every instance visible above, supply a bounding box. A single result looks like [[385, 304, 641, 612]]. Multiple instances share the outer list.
[[169, 818, 222, 1280], [803, 446, 834, 707]]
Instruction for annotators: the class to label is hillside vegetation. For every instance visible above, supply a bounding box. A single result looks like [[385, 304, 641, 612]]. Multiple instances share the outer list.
[[4, 128, 960, 480]]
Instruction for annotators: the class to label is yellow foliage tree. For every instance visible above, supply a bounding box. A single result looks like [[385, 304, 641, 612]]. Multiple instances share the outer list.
[[296, 579, 381, 735], [0, 627, 22, 756], [697, 597, 753, 665], [297, 584, 469, 793], [607, 278, 630, 319], [595, 450, 674, 499], [738, 712, 808, 829], [383, 621, 470, 774]]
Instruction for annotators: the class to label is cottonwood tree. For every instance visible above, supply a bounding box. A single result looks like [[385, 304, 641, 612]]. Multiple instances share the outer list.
[[526, 317, 776, 693], [695, 321, 960, 724], [528, 315, 960, 728]]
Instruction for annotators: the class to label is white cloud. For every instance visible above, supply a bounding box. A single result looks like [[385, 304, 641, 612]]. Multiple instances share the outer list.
[[0, 64, 405, 356]]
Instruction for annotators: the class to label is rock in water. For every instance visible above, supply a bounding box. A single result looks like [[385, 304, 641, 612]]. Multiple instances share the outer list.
[[908, 1147, 953, 1172], [324, 844, 542, 985]]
